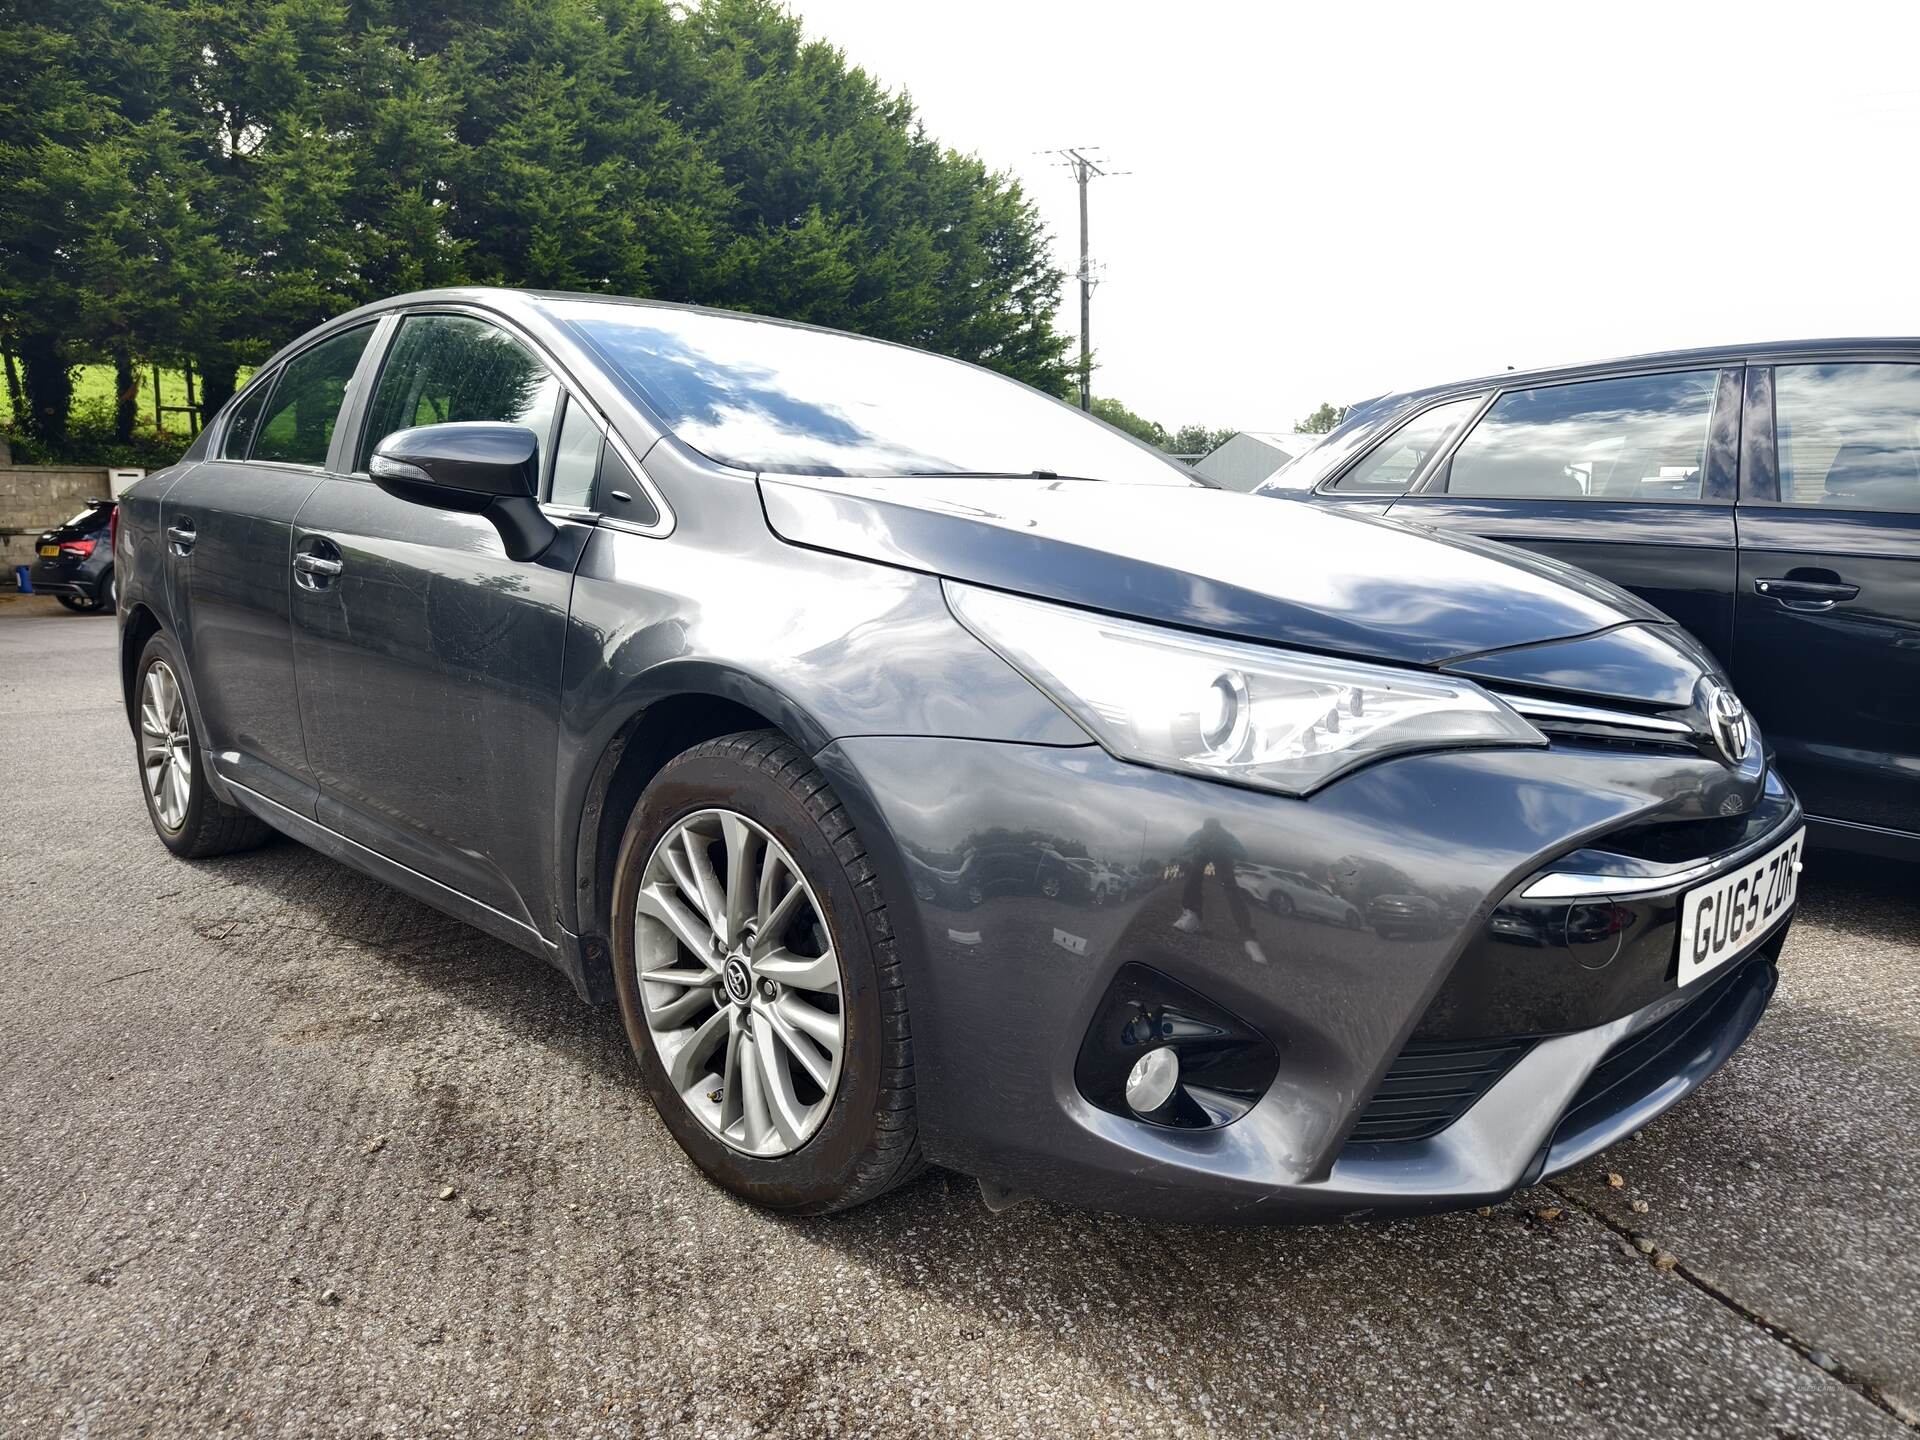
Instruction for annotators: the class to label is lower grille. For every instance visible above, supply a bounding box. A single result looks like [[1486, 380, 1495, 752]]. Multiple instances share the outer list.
[[1346, 1036, 1534, 1144], [1555, 957, 1768, 1142], [1350, 953, 1774, 1149]]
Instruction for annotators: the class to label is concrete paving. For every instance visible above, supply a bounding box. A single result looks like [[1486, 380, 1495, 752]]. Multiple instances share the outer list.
[[2, 596, 1915, 1438]]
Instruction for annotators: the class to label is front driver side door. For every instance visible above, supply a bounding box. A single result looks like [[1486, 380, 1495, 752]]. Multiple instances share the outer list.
[[288, 310, 602, 946]]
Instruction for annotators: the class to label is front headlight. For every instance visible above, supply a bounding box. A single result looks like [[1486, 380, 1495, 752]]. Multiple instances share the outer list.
[[946, 582, 1546, 796]]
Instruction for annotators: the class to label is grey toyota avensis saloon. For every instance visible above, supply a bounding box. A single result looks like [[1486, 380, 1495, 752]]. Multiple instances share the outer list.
[[116, 289, 1804, 1221]]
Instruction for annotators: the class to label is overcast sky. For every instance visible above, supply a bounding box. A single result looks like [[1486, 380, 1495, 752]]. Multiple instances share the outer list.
[[787, 1, 1920, 435]]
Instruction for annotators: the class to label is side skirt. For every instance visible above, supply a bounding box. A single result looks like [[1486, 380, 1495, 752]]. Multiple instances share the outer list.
[[219, 772, 610, 1004]]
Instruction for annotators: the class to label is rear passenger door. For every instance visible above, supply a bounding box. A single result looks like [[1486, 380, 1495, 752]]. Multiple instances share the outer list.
[[1734, 360, 1920, 843], [1385, 368, 1743, 667], [160, 322, 377, 814]]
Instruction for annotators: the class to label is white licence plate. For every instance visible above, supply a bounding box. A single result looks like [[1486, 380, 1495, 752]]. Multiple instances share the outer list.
[[1676, 829, 1803, 987]]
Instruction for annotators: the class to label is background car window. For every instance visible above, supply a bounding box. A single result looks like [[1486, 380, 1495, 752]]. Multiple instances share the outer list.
[[1329, 396, 1480, 493], [549, 397, 601, 507], [59, 502, 115, 533], [250, 326, 373, 466], [359, 314, 561, 472], [1775, 363, 1920, 512], [220, 379, 274, 460], [1444, 370, 1718, 501]]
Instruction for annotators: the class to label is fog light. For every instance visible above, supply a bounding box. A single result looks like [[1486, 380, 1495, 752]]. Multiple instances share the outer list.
[[1076, 964, 1279, 1129], [1124, 1047, 1180, 1114]]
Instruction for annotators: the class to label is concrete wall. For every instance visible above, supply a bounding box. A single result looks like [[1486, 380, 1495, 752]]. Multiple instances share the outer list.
[[0, 466, 120, 582]]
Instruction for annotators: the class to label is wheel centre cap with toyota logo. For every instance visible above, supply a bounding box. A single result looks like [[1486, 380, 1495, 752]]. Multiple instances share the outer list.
[[722, 953, 753, 1005]]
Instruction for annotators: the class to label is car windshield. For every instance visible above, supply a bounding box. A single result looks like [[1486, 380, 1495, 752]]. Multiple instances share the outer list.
[[554, 299, 1196, 485]]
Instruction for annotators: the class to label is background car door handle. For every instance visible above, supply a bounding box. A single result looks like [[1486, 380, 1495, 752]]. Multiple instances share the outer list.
[[166, 520, 196, 554], [1754, 576, 1859, 611], [293, 553, 344, 578]]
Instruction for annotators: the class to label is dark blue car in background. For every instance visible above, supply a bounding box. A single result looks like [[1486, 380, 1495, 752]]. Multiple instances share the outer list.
[[1267, 341, 1920, 860]]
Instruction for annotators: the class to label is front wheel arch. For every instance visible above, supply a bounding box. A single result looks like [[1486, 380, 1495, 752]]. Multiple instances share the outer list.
[[571, 669, 837, 954]]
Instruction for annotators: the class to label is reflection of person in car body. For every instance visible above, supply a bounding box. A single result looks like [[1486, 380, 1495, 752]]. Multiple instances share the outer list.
[[1172, 817, 1267, 964]]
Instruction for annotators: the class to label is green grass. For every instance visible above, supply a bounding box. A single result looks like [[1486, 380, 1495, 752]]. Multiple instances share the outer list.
[[2, 361, 253, 436]]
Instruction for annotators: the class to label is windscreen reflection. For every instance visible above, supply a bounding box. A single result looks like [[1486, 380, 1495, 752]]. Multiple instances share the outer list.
[[556, 299, 1195, 484]]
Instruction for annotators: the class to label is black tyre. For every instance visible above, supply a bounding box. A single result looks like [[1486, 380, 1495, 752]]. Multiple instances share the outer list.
[[134, 632, 273, 859], [611, 730, 920, 1214], [97, 568, 116, 614]]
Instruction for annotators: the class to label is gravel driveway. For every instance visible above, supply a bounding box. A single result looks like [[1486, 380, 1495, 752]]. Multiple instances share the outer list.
[[2, 596, 1915, 1438]]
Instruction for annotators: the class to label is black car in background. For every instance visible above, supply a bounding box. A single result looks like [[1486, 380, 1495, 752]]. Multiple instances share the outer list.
[[114, 289, 1802, 1222], [1267, 341, 1920, 861], [28, 499, 118, 612]]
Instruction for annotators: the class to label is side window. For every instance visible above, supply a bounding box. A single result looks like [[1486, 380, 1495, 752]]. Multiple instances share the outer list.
[[1444, 370, 1719, 502], [549, 396, 602, 507], [1330, 396, 1480, 494], [250, 326, 375, 467], [358, 314, 562, 473], [220, 377, 274, 460], [1774, 363, 1920, 513]]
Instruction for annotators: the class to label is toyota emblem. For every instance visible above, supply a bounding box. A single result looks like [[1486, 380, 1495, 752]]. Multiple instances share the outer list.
[[1700, 679, 1751, 766]]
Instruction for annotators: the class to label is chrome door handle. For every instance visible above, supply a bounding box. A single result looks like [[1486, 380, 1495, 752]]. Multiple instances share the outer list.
[[166, 521, 196, 554], [293, 553, 344, 578]]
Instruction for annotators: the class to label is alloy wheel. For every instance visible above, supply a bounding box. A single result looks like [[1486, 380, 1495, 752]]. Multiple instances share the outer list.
[[634, 808, 845, 1157], [140, 659, 192, 831]]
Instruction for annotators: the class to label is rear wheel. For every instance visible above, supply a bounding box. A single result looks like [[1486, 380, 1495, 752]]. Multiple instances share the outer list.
[[135, 632, 272, 858], [97, 568, 117, 614], [611, 730, 920, 1214]]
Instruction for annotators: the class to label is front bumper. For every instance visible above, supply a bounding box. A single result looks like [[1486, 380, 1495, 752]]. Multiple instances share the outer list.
[[819, 732, 1798, 1223]]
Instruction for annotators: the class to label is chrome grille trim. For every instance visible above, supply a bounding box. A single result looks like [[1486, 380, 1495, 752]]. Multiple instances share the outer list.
[[1497, 693, 1694, 737]]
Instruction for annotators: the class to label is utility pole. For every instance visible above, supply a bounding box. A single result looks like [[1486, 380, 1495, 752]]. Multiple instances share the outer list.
[[1044, 147, 1124, 411]]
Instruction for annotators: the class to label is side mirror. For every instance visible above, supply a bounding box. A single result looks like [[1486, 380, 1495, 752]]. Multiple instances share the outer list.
[[369, 421, 557, 562]]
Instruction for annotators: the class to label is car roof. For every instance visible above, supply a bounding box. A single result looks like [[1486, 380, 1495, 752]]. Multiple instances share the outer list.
[[1383, 336, 1920, 408], [316, 285, 914, 350]]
